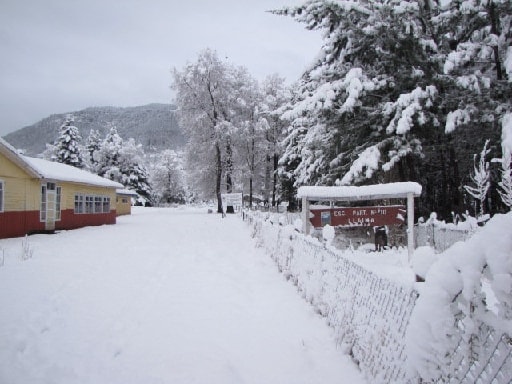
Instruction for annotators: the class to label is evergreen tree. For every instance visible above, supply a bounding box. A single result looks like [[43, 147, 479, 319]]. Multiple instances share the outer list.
[[118, 138, 152, 204], [274, 0, 512, 218], [85, 129, 101, 171], [96, 125, 123, 180], [52, 114, 84, 168]]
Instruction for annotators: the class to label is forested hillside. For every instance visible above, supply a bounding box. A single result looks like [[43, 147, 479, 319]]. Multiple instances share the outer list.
[[3, 104, 184, 156]]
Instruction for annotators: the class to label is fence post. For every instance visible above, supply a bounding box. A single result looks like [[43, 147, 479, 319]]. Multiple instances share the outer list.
[[407, 192, 414, 263], [302, 197, 310, 235]]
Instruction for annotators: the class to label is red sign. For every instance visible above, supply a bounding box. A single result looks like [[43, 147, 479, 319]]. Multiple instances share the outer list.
[[309, 205, 406, 228]]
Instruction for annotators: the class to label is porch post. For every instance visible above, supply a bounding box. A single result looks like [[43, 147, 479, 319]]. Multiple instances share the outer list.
[[302, 196, 310, 235]]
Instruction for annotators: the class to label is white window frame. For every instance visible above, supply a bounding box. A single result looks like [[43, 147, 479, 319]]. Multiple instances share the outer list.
[[40, 184, 47, 222], [102, 196, 111, 213], [55, 186, 62, 221], [74, 194, 84, 214]]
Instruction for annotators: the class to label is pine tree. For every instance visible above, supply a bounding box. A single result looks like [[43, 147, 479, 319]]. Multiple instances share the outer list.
[[274, 0, 511, 218], [96, 125, 123, 180], [52, 115, 84, 168], [85, 129, 101, 171], [118, 138, 152, 204]]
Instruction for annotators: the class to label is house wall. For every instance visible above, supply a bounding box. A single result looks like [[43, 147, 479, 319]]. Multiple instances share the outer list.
[[1, 152, 118, 239], [57, 182, 118, 229], [116, 195, 132, 216], [0, 152, 44, 238]]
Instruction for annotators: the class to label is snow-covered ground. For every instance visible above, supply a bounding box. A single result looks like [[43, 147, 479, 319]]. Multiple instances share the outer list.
[[0, 206, 365, 384]]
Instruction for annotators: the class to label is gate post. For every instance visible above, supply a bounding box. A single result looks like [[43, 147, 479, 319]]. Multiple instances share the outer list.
[[302, 196, 310, 235], [407, 192, 414, 263]]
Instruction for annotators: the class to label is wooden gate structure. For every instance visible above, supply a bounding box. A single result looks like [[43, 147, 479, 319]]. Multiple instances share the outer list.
[[297, 182, 422, 261]]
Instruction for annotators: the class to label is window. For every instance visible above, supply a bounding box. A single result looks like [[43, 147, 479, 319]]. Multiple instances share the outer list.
[[75, 194, 111, 214], [55, 187, 62, 221], [102, 197, 110, 213], [0, 180, 4, 212], [74, 194, 84, 214], [85, 196, 94, 214], [40, 185, 47, 221], [94, 196, 102, 213]]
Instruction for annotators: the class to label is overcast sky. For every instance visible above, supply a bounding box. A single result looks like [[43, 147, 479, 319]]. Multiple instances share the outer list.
[[0, 0, 322, 136]]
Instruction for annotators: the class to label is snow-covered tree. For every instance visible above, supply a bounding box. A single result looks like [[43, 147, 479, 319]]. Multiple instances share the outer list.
[[172, 49, 253, 212], [499, 113, 512, 208], [51, 115, 84, 168], [275, 0, 438, 188], [85, 129, 102, 170], [118, 138, 152, 203], [94, 125, 152, 203], [274, 0, 511, 218], [259, 74, 289, 206], [95, 125, 124, 180], [150, 149, 186, 204], [464, 140, 491, 217]]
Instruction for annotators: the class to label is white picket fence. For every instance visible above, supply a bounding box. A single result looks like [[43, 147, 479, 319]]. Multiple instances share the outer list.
[[244, 212, 512, 384]]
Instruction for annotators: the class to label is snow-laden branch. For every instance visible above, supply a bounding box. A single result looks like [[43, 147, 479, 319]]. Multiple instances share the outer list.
[[384, 86, 437, 135]]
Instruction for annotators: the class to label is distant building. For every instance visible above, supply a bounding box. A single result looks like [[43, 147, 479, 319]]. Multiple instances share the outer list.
[[0, 138, 123, 239], [116, 189, 138, 216]]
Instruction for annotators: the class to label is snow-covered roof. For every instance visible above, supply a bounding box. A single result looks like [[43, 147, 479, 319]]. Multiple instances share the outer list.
[[1, 137, 122, 189], [297, 182, 422, 202], [116, 188, 138, 196], [22, 156, 124, 189]]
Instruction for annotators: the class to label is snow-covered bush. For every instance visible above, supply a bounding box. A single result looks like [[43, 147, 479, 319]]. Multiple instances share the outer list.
[[406, 212, 512, 382]]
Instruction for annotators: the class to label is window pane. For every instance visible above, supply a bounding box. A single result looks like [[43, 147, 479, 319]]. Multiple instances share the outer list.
[[95, 196, 102, 213], [40, 185, 47, 221], [56, 187, 61, 220], [86, 196, 93, 213], [103, 197, 110, 213]]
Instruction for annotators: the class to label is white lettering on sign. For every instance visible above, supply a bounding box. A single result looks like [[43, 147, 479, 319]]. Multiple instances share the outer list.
[[333, 210, 346, 217]]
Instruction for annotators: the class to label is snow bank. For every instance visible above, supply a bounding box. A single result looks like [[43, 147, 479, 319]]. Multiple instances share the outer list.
[[406, 212, 512, 382]]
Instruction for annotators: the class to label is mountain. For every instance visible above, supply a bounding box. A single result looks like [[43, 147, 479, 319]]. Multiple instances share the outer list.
[[2, 103, 185, 156]]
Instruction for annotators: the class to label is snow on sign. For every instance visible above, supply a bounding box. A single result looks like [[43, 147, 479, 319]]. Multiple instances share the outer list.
[[310, 205, 406, 228]]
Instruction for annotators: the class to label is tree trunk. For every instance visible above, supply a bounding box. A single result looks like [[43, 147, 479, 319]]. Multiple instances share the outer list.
[[272, 153, 278, 206], [249, 177, 253, 209], [215, 142, 223, 213], [488, 1, 503, 80]]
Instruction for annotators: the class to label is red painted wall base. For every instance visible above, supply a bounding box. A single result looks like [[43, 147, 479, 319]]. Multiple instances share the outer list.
[[0, 210, 117, 239]]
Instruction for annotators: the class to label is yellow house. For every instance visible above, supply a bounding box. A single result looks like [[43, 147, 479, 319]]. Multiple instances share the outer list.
[[0, 138, 124, 239]]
